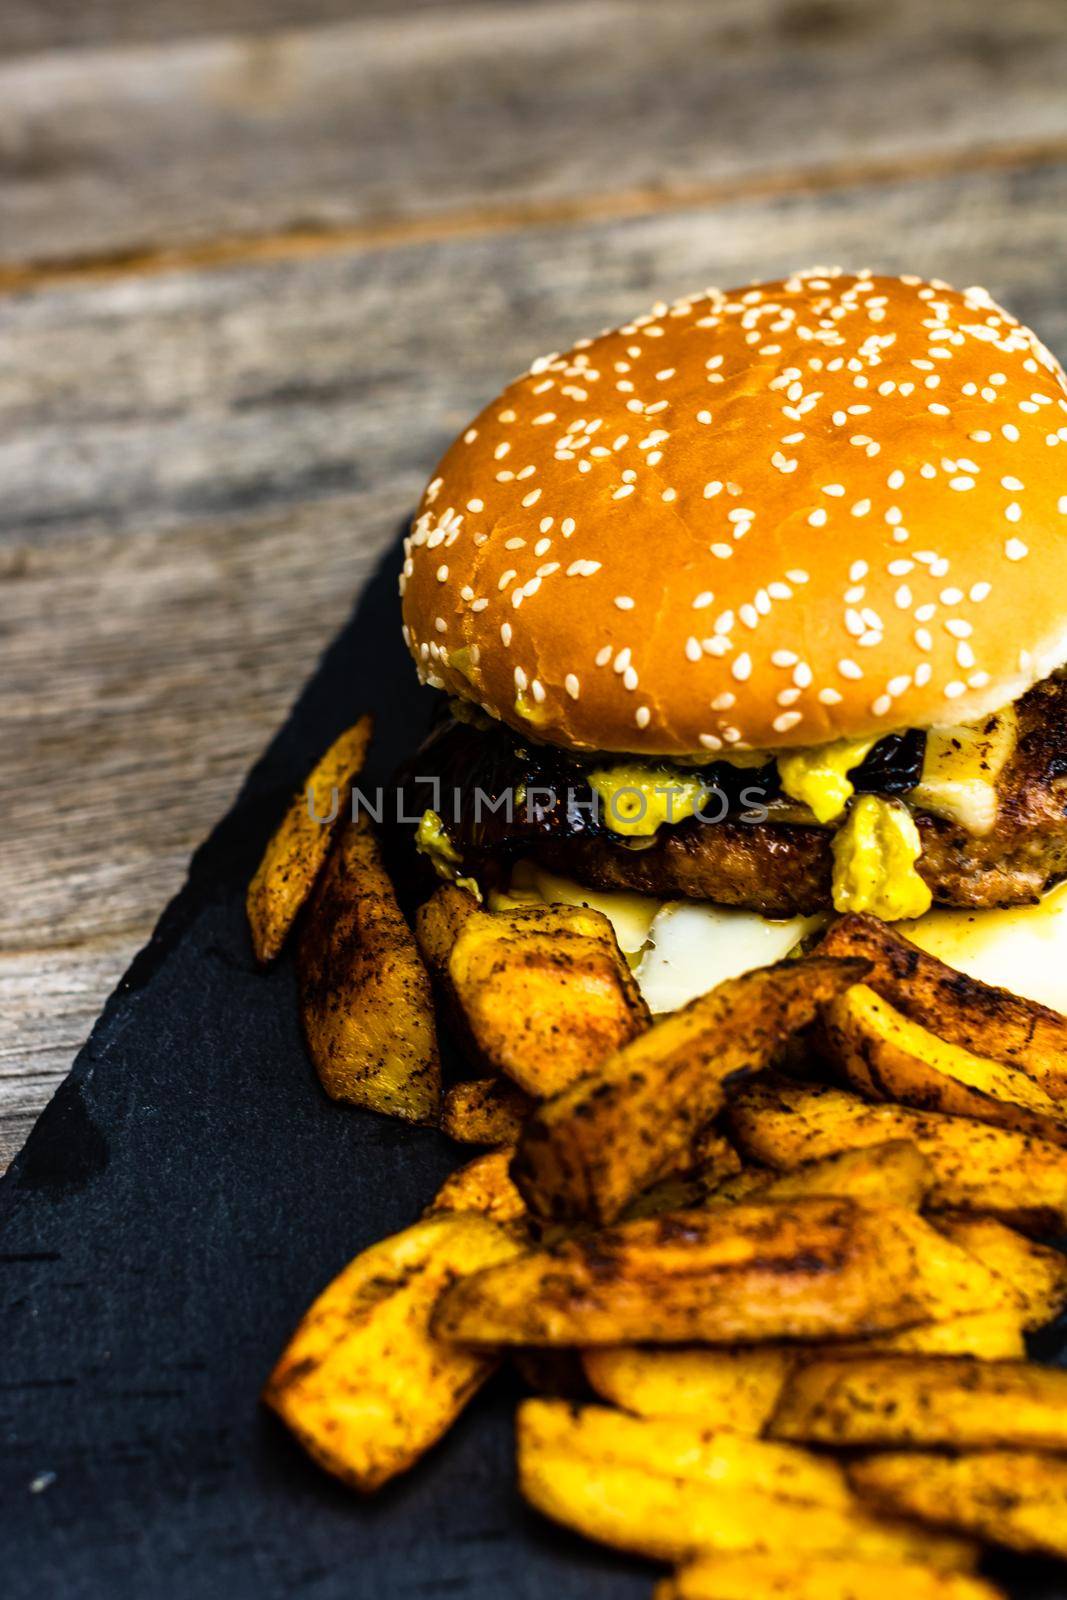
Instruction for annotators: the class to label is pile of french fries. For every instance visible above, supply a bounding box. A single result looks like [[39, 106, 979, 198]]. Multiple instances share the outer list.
[[250, 719, 1067, 1599]]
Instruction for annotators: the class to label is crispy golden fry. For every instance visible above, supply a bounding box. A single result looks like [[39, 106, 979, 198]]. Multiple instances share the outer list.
[[728, 1076, 1067, 1233], [297, 819, 440, 1121], [819, 913, 1067, 1096], [932, 1213, 1067, 1331], [423, 1147, 528, 1226], [447, 904, 649, 1096], [582, 1346, 795, 1430], [434, 1198, 1008, 1347], [516, 1399, 974, 1568], [621, 1131, 742, 1220], [850, 1449, 1067, 1561], [264, 1214, 522, 1491], [830, 1311, 1026, 1361], [658, 1553, 1003, 1600], [823, 984, 1067, 1145], [513, 956, 867, 1226], [709, 1140, 931, 1209], [414, 882, 481, 981], [247, 716, 373, 963], [770, 1356, 1067, 1450], [439, 1078, 533, 1145]]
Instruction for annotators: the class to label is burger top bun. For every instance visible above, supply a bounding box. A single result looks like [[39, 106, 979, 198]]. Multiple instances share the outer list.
[[401, 269, 1067, 756]]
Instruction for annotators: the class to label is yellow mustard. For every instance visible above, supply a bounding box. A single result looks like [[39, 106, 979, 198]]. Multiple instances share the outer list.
[[831, 794, 932, 920], [777, 738, 876, 825], [586, 764, 711, 838]]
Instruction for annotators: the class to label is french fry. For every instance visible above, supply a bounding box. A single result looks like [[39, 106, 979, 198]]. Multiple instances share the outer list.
[[516, 1399, 975, 1568], [830, 1311, 1026, 1361], [728, 1076, 1067, 1233], [708, 1140, 931, 1209], [439, 1078, 533, 1145], [582, 1345, 795, 1430], [658, 1553, 1003, 1600], [414, 882, 481, 982], [264, 1214, 522, 1491], [932, 1213, 1067, 1331], [819, 912, 1067, 1096], [822, 984, 1067, 1145], [621, 1131, 742, 1220], [850, 1449, 1067, 1561], [423, 1147, 528, 1226], [433, 1198, 1009, 1347], [770, 1355, 1067, 1450], [247, 715, 372, 963], [447, 904, 649, 1096], [513, 956, 867, 1226], [297, 819, 440, 1122]]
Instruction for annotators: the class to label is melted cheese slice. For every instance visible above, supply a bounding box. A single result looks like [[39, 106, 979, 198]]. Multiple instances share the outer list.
[[634, 902, 821, 1014], [903, 881, 1067, 1014], [497, 864, 1067, 1017]]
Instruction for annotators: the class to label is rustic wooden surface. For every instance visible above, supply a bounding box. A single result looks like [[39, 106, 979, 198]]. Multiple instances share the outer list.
[[3, 0, 1067, 1167]]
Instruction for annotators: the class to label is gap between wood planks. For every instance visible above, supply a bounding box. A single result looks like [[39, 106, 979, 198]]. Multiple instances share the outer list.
[[3, 133, 1066, 298]]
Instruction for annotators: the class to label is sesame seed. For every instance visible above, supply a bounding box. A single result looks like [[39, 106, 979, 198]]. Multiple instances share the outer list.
[[635, 705, 651, 729], [565, 674, 580, 699], [692, 591, 714, 609], [1005, 538, 1029, 561], [773, 711, 804, 733], [732, 653, 753, 682], [595, 645, 612, 667], [615, 595, 635, 610]]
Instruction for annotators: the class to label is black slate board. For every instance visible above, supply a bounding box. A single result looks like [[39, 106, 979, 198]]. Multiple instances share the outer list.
[[1, 532, 1064, 1599]]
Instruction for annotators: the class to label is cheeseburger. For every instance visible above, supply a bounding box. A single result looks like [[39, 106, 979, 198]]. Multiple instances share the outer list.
[[399, 269, 1067, 1010]]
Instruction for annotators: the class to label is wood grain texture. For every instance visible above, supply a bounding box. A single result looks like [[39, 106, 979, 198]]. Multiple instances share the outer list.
[[4, 0, 1067, 267], [4, 155, 1067, 1167], [0, 0, 492, 56]]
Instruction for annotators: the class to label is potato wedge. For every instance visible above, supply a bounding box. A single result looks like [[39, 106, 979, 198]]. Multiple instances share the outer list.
[[247, 715, 372, 963], [659, 1554, 1003, 1600], [830, 1310, 1025, 1361], [823, 984, 1067, 1145], [447, 904, 649, 1096], [770, 1355, 1067, 1450], [728, 1076, 1067, 1233], [414, 882, 481, 982], [516, 1398, 974, 1568], [932, 1213, 1067, 1331], [423, 1147, 528, 1226], [708, 1140, 931, 1210], [850, 1449, 1067, 1560], [264, 1214, 522, 1491], [433, 1198, 1008, 1347], [621, 1131, 742, 1220], [582, 1345, 795, 1430], [819, 912, 1067, 1095], [513, 956, 867, 1226], [439, 1078, 533, 1145], [297, 819, 440, 1121]]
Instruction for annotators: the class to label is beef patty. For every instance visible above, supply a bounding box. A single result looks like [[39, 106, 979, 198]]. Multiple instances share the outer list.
[[532, 676, 1067, 915]]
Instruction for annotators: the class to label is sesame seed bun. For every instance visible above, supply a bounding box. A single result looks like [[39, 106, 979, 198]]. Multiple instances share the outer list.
[[401, 269, 1067, 755]]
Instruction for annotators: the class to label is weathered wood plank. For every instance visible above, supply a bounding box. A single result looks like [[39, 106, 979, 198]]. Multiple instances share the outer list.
[[3, 0, 1067, 268], [3, 159, 1066, 549], [0, 0, 488, 56], [4, 156, 1067, 1166]]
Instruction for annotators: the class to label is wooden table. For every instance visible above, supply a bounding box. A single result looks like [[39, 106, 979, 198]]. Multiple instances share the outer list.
[[3, 0, 1067, 1168]]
